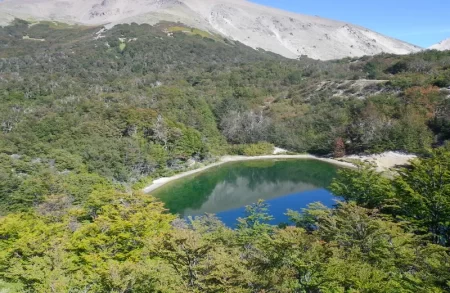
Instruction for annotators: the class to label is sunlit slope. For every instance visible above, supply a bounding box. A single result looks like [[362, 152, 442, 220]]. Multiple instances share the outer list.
[[0, 0, 422, 60]]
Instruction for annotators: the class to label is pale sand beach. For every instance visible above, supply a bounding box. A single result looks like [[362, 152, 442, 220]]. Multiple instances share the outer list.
[[143, 154, 355, 194], [143, 150, 417, 193]]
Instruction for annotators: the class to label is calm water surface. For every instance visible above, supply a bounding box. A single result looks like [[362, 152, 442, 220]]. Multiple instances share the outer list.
[[152, 159, 340, 227]]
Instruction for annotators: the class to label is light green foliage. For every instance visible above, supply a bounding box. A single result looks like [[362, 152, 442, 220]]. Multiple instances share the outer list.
[[156, 227, 251, 292], [330, 162, 395, 208], [0, 192, 177, 292], [287, 201, 330, 231], [284, 202, 450, 292], [231, 142, 274, 156], [119, 42, 126, 52], [249, 226, 331, 292], [237, 200, 274, 239], [1, 195, 450, 292], [167, 25, 220, 42], [0, 213, 74, 292], [395, 149, 450, 245]]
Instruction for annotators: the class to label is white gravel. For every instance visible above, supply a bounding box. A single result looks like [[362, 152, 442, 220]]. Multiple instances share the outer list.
[[273, 147, 288, 154], [345, 151, 417, 172]]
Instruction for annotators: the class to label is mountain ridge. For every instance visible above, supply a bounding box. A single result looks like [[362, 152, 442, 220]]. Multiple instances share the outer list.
[[0, 0, 422, 60], [430, 38, 450, 51]]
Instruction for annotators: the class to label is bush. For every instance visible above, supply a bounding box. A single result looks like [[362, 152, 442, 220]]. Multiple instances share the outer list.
[[333, 137, 346, 158], [230, 143, 274, 156], [385, 61, 408, 74]]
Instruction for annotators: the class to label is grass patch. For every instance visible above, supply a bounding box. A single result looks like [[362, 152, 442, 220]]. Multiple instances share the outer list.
[[40, 21, 76, 29], [168, 26, 222, 42]]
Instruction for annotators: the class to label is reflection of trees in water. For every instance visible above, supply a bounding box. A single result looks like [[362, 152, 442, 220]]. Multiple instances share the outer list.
[[228, 160, 337, 190], [154, 160, 338, 214], [184, 178, 318, 215], [155, 164, 239, 213]]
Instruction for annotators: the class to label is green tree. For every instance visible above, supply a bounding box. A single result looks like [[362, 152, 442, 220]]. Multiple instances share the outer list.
[[156, 226, 252, 292], [0, 213, 75, 292], [237, 200, 274, 237], [330, 162, 395, 209], [395, 149, 450, 245]]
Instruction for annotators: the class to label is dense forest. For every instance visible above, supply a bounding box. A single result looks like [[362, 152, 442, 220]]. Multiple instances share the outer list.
[[1, 151, 450, 292], [0, 19, 450, 292]]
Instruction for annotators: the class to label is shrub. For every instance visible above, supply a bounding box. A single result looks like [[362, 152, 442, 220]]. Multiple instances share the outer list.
[[385, 61, 408, 74], [230, 142, 274, 156], [333, 137, 346, 158]]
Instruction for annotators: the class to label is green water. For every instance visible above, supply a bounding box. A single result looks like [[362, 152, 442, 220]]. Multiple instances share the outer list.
[[151, 159, 339, 225]]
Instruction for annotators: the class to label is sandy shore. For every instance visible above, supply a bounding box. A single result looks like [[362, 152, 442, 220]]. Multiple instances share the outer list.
[[142, 154, 355, 194], [142, 151, 418, 194], [345, 151, 417, 172]]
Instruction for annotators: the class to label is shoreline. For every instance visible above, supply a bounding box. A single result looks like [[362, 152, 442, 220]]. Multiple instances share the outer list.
[[142, 154, 355, 194], [345, 151, 417, 172]]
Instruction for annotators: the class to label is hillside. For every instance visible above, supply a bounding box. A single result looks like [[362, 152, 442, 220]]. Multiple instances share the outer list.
[[0, 0, 422, 60], [0, 19, 449, 211], [430, 37, 450, 51]]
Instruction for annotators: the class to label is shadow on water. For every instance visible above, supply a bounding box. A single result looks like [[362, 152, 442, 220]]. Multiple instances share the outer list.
[[151, 159, 339, 226]]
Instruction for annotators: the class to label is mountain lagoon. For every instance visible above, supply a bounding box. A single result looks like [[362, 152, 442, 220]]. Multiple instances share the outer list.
[[151, 159, 341, 227]]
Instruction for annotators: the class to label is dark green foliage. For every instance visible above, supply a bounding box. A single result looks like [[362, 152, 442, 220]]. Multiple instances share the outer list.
[[386, 60, 409, 74], [364, 61, 379, 78]]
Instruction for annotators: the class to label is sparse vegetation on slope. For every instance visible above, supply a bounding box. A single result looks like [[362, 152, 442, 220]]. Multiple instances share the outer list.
[[0, 0, 422, 60]]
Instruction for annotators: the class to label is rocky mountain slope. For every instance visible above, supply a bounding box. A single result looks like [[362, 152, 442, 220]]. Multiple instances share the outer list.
[[0, 0, 422, 60], [430, 38, 450, 51]]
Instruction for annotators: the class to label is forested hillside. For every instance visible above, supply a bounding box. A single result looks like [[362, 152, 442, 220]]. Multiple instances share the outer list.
[[1, 20, 450, 212], [0, 20, 450, 292]]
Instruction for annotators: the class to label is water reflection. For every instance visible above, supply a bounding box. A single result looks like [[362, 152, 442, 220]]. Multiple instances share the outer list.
[[217, 189, 338, 228], [184, 178, 318, 215], [152, 159, 339, 226]]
